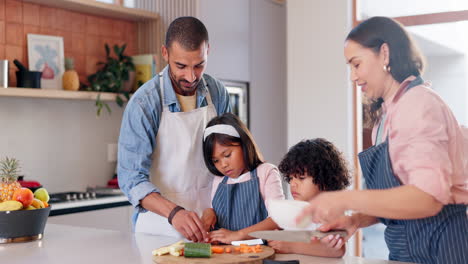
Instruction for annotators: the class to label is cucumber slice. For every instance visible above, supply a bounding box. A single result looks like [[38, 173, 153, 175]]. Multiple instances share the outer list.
[[184, 243, 212, 258]]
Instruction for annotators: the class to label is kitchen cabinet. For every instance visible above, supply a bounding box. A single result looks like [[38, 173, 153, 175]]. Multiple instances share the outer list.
[[48, 205, 133, 232]]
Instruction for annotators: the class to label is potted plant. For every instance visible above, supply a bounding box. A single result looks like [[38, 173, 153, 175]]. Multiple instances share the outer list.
[[87, 44, 135, 116]]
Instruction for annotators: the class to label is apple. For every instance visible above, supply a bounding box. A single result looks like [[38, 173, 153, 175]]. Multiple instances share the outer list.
[[13, 188, 34, 208], [34, 188, 50, 203]]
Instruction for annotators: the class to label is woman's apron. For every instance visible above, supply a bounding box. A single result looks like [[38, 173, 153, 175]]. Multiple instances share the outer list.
[[358, 77, 468, 263], [212, 168, 269, 231], [135, 72, 217, 237]]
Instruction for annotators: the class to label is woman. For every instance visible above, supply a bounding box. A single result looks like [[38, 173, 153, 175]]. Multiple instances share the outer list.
[[296, 16, 468, 263]]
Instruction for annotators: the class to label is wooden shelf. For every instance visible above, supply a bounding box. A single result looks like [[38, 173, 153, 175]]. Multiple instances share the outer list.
[[23, 0, 159, 21], [0, 87, 124, 101]]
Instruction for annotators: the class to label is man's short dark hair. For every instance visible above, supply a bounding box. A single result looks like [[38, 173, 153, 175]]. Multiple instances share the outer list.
[[165, 16, 209, 50]]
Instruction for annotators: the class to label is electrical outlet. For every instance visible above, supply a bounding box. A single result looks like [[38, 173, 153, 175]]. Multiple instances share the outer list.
[[107, 143, 118, 162]]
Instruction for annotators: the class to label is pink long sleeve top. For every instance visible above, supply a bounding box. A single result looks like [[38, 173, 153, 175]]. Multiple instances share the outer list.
[[372, 76, 468, 204]]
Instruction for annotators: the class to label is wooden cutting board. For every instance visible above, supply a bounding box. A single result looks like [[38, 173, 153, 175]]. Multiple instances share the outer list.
[[153, 245, 275, 264]]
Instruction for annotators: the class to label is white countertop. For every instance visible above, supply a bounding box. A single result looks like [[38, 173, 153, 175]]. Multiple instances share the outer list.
[[1, 224, 410, 264]]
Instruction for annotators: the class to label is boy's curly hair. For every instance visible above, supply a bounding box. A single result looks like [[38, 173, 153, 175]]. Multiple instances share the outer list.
[[278, 138, 350, 191]]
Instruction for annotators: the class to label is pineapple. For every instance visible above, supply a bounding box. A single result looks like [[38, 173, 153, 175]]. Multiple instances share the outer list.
[[63, 57, 80, 91], [0, 157, 22, 201]]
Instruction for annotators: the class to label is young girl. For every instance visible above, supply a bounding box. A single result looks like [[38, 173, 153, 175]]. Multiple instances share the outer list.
[[269, 138, 350, 257], [201, 113, 285, 244]]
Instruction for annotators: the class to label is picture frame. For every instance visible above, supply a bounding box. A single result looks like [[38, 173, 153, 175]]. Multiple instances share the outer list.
[[27, 34, 65, 90], [223, 80, 249, 128]]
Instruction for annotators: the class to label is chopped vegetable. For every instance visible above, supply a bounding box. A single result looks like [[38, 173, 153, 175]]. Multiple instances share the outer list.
[[184, 243, 212, 258], [169, 243, 185, 256], [152, 246, 170, 256], [211, 246, 225, 254], [152, 240, 185, 256]]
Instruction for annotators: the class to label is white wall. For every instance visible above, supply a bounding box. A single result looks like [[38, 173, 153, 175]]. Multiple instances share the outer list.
[[198, 0, 250, 82], [0, 97, 122, 193], [424, 55, 468, 125], [249, 0, 287, 165], [287, 0, 354, 254], [199, 0, 287, 165], [287, 0, 354, 159]]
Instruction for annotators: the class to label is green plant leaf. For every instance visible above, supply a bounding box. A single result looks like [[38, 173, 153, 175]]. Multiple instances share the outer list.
[[88, 43, 135, 116], [116, 95, 124, 107], [105, 44, 110, 58], [104, 102, 112, 114], [113, 45, 120, 58]]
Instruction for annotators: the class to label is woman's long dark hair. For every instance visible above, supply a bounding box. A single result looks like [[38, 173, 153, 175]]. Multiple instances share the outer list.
[[203, 113, 264, 176], [347, 16, 425, 126]]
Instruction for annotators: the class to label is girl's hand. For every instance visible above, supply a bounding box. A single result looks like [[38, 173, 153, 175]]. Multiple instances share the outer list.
[[296, 191, 347, 225], [317, 215, 360, 242], [312, 234, 344, 250], [209, 228, 244, 244], [201, 208, 217, 232], [267, 240, 292, 254]]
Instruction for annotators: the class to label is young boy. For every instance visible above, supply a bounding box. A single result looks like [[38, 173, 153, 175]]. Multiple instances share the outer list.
[[269, 138, 351, 257]]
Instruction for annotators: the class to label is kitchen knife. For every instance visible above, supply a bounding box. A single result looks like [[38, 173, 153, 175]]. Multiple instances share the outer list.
[[249, 230, 347, 243]]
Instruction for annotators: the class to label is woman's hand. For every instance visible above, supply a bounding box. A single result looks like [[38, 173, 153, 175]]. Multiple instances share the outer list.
[[296, 191, 348, 225], [201, 208, 217, 232], [268, 240, 293, 254], [317, 214, 362, 242], [209, 228, 244, 244]]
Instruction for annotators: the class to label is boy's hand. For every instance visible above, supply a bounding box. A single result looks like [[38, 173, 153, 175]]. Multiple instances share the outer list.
[[312, 234, 344, 250], [201, 208, 217, 233], [209, 228, 244, 244], [268, 240, 292, 254]]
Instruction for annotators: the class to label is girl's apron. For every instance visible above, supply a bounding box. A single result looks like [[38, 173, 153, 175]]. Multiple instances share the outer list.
[[212, 168, 268, 231], [358, 77, 468, 263], [135, 72, 217, 237]]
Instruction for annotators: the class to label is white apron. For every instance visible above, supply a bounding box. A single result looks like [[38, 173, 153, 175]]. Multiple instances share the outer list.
[[135, 72, 217, 237]]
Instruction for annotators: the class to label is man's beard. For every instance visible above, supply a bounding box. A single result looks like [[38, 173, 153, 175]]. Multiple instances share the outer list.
[[169, 68, 200, 96]]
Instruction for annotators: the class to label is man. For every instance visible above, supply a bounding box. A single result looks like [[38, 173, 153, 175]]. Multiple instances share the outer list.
[[118, 17, 231, 242]]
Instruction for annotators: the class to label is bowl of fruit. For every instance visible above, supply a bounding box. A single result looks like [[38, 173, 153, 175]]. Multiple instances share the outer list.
[[0, 157, 51, 243]]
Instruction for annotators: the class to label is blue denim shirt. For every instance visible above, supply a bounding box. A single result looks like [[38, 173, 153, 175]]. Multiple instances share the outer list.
[[117, 66, 231, 227]]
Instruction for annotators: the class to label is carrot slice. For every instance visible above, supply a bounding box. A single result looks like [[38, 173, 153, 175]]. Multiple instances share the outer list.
[[211, 246, 225, 254]]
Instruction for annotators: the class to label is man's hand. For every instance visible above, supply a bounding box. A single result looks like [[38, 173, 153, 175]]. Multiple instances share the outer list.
[[171, 209, 208, 242]]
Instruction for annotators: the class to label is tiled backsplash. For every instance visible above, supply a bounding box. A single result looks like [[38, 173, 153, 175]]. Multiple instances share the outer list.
[[0, 0, 138, 87]]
